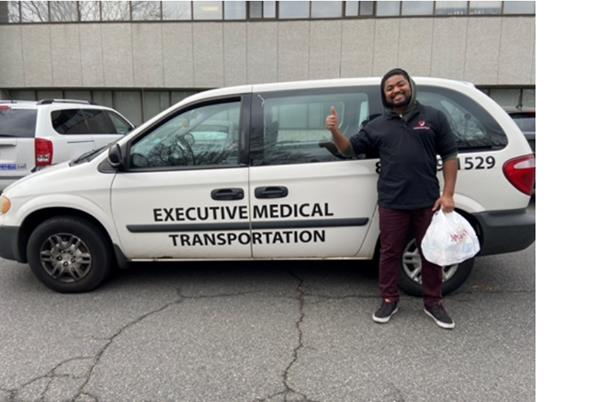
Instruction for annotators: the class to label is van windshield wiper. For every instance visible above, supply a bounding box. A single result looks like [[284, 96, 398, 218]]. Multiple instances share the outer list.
[[71, 144, 110, 165]]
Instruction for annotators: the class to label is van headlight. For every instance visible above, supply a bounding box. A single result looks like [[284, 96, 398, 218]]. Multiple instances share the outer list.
[[0, 196, 11, 215]]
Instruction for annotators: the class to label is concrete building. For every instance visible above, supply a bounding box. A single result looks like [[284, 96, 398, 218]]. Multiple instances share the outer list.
[[0, 1, 535, 125]]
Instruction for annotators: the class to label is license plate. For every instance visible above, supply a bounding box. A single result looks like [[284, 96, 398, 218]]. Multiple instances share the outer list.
[[0, 163, 27, 171]]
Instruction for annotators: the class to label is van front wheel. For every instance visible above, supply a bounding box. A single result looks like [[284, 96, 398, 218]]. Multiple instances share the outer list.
[[26, 217, 112, 293], [398, 239, 474, 296]]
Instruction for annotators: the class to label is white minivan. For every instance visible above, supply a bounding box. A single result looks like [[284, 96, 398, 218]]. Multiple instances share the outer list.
[[0, 78, 535, 293]]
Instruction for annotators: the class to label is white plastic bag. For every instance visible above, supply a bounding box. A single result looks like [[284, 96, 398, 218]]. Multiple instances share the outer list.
[[421, 210, 480, 266]]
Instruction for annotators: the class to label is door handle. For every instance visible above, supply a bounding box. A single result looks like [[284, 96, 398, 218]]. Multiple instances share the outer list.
[[211, 188, 245, 201], [254, 186, 289, 199]]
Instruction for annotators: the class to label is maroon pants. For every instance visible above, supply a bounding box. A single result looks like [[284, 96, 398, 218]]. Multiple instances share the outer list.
[[378, 206, 442, 308]]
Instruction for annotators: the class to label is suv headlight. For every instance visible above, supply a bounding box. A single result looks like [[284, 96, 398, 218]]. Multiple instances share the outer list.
[[0, 196, 11, 215]]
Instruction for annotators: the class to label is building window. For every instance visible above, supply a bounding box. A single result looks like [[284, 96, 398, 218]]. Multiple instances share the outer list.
[[435, 1, 468, 16], [101, 1, 130, 21], [162, 1, 191, 20], [249, 1, 262, 18], [345, 1, 358, 16], [359, 1, 375, 16], [0, 1, 21, 23], [376, 1, 400, 16], [469, 1, 502, 15], [401, 1, 434, 16], [50, 1, 78, 22], [114, 91, 143, 127], [279, 1, 309, 19], [21, 1, 49, 22], [489, 88, 522, 108], [311, 1, 342, 18], [224, 1, 246, 20], [79, 1, 100, 21], [503, 1, 535, 14], [193, 1, 222, 20], [522, 89, 535, 108], [131, 1, 161, 21], [249, 1, 276, 19], [263, 1, 276, 18]]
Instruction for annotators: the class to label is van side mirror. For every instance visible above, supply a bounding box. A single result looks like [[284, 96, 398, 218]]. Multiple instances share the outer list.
[[108, 143, 124, 169]]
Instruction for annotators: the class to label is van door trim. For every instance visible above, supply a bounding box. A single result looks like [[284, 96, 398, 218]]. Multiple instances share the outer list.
[[126, 217, 369, 233]]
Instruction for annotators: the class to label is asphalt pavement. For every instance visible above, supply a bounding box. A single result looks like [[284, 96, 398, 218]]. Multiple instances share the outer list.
[[0, 234, 534, 402]]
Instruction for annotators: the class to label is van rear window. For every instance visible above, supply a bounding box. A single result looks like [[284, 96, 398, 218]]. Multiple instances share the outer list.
[[418, 86, 508, 150], [0, 107, 37, 138]]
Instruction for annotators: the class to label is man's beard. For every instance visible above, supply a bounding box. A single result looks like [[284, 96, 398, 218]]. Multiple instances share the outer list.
[[388, 95, 411, 108]]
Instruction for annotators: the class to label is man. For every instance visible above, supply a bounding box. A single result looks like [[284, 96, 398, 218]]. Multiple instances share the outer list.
[[325, 68, 458, 329]]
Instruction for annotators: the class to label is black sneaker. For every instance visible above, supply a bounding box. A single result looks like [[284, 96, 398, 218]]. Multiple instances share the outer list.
[[372, 300, 399, 324], [424, 304, 455, 329]]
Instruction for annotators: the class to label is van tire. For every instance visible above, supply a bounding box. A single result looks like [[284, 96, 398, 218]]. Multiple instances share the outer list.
[[371, 238, 474, 296], [398, 257, 474, 296], [26, 217, 113, 293]]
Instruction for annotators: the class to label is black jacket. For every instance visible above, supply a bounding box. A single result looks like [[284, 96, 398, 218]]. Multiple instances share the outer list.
[[350, 69, 457, 209]]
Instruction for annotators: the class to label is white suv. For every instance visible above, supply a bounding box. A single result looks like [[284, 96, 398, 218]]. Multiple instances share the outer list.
[[0, 99, 133, 192], [0, 78, 535, 293]]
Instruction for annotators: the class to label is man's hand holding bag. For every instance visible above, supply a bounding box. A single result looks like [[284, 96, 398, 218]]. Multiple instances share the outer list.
[[421, 210, 480, 267]]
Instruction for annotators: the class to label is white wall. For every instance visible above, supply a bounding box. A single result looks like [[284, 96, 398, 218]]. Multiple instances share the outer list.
[[0, 16, 535, 89]]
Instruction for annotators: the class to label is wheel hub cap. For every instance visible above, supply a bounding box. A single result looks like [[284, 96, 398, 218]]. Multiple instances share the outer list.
[[40, 234, 92, 283], [402, 239, 459, 284]]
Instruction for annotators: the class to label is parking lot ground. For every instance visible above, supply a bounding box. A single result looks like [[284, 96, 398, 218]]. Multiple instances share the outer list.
[[0, 236, 534, 402]]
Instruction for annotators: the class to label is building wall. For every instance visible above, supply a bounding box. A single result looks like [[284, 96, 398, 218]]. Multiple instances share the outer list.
[[0, 16, 535, 89]]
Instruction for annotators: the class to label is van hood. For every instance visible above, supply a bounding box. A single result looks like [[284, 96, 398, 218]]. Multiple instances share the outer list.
[[2, 162, 70, 193]]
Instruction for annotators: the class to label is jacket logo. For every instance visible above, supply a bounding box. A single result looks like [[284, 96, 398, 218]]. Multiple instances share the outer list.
[[413, 120, 430, 130]]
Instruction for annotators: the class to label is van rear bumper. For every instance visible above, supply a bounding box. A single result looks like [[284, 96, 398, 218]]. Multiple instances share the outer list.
[[472, 207, 535, 256], [0, 225, 22, 262]]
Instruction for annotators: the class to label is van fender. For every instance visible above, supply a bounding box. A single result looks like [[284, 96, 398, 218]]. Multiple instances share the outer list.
[[14, 194, 120, 244]]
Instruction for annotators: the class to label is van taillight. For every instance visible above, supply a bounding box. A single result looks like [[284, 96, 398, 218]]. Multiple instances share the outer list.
[[503, 154, 535, 195], [35, 138, 53, 167]]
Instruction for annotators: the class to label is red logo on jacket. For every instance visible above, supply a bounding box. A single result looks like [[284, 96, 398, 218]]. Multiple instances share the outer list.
[[413, 120, 430, 130]]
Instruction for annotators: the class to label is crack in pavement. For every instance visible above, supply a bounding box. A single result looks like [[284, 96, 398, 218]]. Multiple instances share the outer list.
[[257, 272, 321, 402], [71, 292, 186, 401], [71, 288, 269, 401], [282, 271, 309, 402], [2, 356, 93, 402], [2, 281, 529, 401], [4, 287, 298, 402]]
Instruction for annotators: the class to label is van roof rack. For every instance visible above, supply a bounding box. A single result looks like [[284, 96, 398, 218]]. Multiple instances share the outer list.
[[37, 99, 95, 105]]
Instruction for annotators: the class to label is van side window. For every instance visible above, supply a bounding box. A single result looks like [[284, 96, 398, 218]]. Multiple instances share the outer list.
[[129, 100, 240, 169], [252, 91, 370, 166], [418, 86, 508, 150]]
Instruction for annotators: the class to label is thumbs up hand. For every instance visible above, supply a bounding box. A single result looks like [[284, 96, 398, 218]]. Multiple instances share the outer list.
[[325, 106, 339, 131]]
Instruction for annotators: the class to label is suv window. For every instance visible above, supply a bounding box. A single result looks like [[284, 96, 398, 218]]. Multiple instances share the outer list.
[[418, 86, 508, 150], [252, 90, 370, 165], [129, 100, 241, 169], [107, 111, 133, 134], [0, 107, 37, 138], [52, 109, 130, 135]]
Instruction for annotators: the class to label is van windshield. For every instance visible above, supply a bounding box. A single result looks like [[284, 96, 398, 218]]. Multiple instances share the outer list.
[[0, 108, 37, 138]]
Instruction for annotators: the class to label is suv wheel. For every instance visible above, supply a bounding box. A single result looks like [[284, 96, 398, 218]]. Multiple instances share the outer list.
[[26, 217, 113, 293], [398, 238, 474, 296]]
